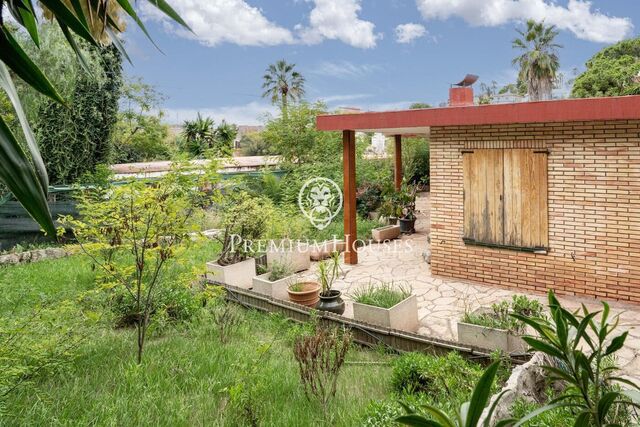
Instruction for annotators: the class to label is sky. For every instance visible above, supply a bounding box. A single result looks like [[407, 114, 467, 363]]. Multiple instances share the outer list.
[[122, 0, 640, 126]]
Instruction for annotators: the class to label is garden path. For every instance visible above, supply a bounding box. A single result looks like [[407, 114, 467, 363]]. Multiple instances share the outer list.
[[301, 193, 640, 382]]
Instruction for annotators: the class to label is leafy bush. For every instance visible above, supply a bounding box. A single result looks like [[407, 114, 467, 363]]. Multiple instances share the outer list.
[[352, 282, 412, 309], [398, 137, 430, 186], [462, 295, 544, 333], [356, 182, 384, 216], [391, 352, 484, 398], [268, 261, 293, 282]]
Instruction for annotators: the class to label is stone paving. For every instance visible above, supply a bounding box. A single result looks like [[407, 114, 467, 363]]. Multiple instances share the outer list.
[[302, 193, 640, 381]]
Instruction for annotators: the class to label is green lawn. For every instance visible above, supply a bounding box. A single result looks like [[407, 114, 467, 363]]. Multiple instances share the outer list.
[[0, 247, 396, 426]]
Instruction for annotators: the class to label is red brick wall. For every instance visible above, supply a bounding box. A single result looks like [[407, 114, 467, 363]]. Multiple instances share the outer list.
[[430, 120, 640, 303]]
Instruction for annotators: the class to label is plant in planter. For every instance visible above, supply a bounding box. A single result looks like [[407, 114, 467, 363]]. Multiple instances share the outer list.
[[315, 251, 345, 315], [379, 196, 403, 225], [287, 281, 321, 308], [458, 295, 544, 353], [397, 182, 417, 234], [351, 282, 418, 331], [252, 260, 296, 300], [207, 193, 270, 288]]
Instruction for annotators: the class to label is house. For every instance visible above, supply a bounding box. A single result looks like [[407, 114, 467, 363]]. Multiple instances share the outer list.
[[317, 88, 640, 303]]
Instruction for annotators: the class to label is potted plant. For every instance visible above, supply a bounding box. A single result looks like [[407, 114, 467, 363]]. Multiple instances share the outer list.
[[379, 197, 402, 225], [351, 282, 418, 332], [252, 261, 296, 300], [315, 251, 345, 315], [206, 194, 268, 288], [457, 295, 544, 353], [397, 183, 417, 234], [287, 281, 321, 307]]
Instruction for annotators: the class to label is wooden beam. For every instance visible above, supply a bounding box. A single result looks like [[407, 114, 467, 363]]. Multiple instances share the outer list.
[[394, 135, 402, 191], [343, 130, 358, 265]]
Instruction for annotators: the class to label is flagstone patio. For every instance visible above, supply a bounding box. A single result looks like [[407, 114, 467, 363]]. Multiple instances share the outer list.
[[302, 193, 640, 381]]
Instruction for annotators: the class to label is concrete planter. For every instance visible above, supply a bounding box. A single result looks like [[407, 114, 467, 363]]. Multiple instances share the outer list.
[[457, 308, 527, 353], [371, 224, 401, 243], [266, 240, 310, 272], [206, 258, 256, 289], [252, 272, 296, 300], [309, 239, 346, 261], [353, 294, 419, 332]]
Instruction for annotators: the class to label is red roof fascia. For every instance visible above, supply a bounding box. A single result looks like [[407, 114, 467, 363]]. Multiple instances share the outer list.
[[316, 95, 640, 131]]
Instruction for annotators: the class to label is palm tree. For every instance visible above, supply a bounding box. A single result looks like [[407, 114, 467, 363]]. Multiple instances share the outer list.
[[262, 60, 305, 118], [512, 20, 562, 102]]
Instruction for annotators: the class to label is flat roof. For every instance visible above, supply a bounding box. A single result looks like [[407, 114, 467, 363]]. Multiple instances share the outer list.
[[316, 95, 640, 135]]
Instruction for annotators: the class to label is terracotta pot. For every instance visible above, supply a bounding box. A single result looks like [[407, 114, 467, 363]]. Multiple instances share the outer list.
[[316, 290, 345, 315], [287, 282, 320, 307]]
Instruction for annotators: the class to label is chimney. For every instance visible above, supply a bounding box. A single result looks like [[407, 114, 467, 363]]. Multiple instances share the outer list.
[[449, 74, 478, 107]]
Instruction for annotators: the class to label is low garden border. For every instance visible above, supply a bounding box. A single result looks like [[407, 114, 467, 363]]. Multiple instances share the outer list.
[[211, 280, 531, 365]]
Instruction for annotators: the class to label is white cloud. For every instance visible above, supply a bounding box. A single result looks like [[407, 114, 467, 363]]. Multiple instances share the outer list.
[[141, 0, 294, 46], [395, 23, 427, 43], [162, 101, 277, 126], [318, 94, 372, 103], [415, 0, 633, 43], [312, 60, 383, 79], [297, 0, 381, 48]]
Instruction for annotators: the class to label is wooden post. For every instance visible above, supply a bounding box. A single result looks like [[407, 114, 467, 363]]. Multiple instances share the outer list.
[[343, 130, 358, 265], [394, 134, 402, 191]]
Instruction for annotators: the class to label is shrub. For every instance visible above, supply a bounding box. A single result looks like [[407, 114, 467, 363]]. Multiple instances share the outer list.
[[293, 327, 351, 419], [268, 261, 293, 282], [356, 182, 383, 217], [214, 192, 272, 265], [352, 282, 412, 309], [462, 294, 544, 333], [391, 352, 484, 399]]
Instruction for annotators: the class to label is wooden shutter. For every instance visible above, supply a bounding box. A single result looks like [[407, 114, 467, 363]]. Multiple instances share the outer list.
[[503, 149, 549, 249], [463, 149, 504, 245]]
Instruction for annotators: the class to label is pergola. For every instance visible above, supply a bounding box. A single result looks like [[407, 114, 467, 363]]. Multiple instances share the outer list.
[[316, 95, 640, 265]]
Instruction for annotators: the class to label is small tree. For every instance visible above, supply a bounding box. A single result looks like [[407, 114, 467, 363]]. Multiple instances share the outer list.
[[62, 164, 220, 363]]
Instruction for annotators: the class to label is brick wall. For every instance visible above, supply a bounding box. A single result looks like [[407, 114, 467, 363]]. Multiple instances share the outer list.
[[430, 120, 640, 303]]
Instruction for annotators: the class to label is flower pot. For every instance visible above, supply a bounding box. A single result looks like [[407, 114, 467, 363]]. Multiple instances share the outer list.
[[309, 239, 346, 261], [266, 240, 311, 272], [287, 282, 321, 307], [388, 216, 398, 225], [368, 211, 381, 221], [457, 308, 527, 353], [252, 273, 296, 300], [353, 294, 419, 332], [398, 217, 416, 234], [371, 224, 401, 243], [315, 290, 345, 315], [206, 258, 256, 289]]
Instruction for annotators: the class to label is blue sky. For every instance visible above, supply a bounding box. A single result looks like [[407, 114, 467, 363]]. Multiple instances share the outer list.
[[123, 0, 639, 125]]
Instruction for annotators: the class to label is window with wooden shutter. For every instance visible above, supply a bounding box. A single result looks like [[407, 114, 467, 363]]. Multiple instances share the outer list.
[[463, 148, 548, 252]]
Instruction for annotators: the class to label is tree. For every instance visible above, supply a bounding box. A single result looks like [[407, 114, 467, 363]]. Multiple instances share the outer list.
[[0, 0, 189, 237], [409, 102, 431, 109], [215, 120, 238, 155], [262, 102, 339, 165], [478, 80, 498, 104], [571, 38, 640, 98], [113, 78, 172, 163], [62, 164, 220, 363], [262, 59, 305, 119], [512, 20, 562, 101]]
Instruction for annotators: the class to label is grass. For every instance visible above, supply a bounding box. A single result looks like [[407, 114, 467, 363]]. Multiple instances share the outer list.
[[351, 282, 412, 309], [0, 241, 500, 426]]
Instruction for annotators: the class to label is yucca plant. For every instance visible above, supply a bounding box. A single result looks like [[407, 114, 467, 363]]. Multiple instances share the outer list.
[[396, 361, 515, 427]]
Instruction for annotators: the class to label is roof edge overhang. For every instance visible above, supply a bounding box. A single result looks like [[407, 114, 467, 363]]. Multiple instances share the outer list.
[[316, 95, 640, 133]]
